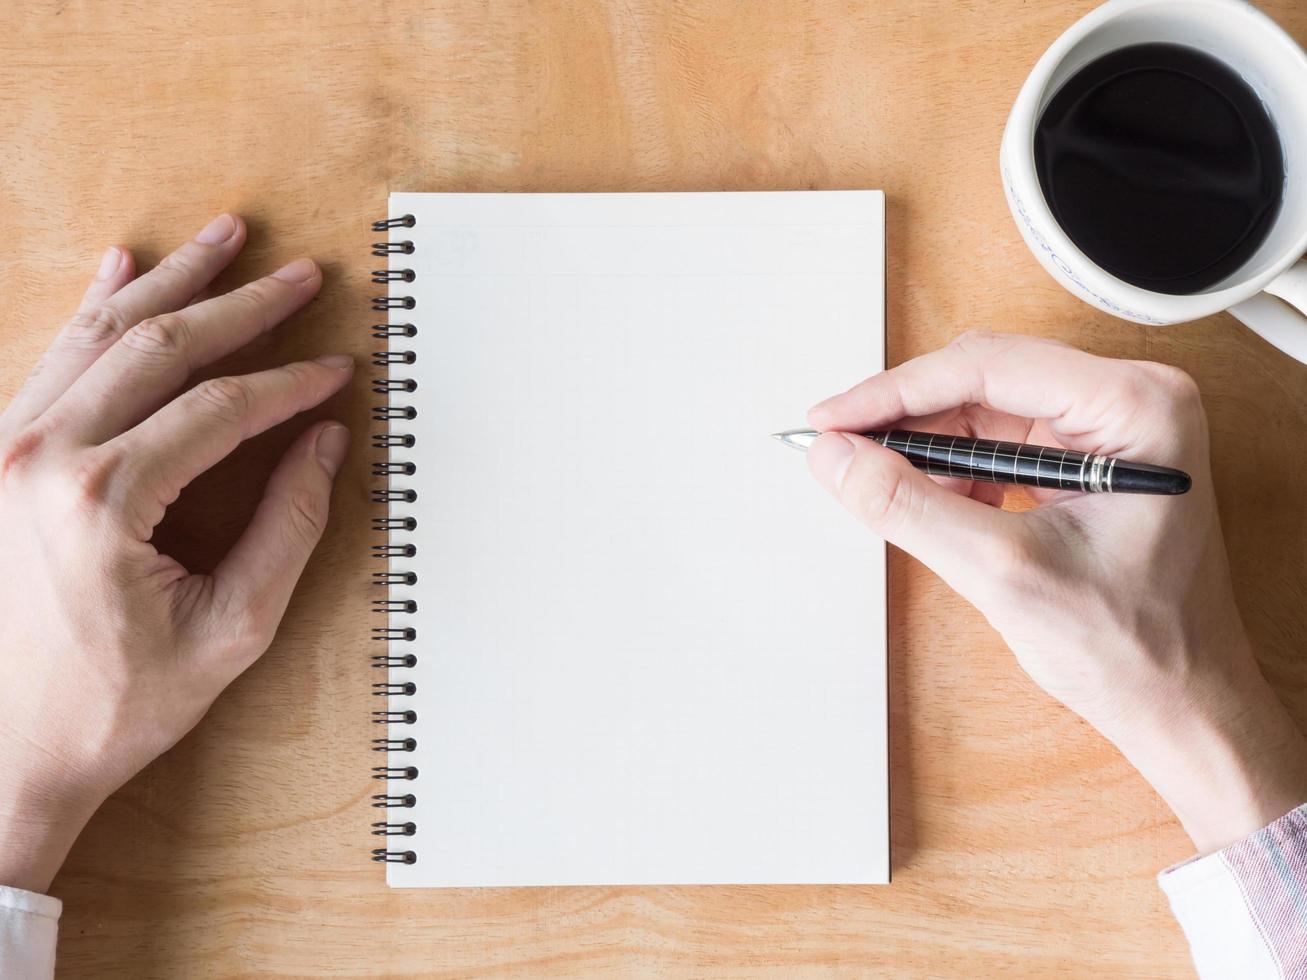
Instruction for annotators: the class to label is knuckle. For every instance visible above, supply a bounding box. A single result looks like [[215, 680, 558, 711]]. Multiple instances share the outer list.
[[192, 376, 254, 423], [234, 277, 276, 309], [68, 448, 125, 509], [1103, 370, 1153, 412], [951, 328, 997, 348], [120, 314, 188, 358], [950, 329, 1067, 361], [284, 489, 328, 546], [1142, 363, 1200, 403], [986, 531, 1038, 593], [950, 328, 1009, 355], [0, 423, 52, 481], [204, 582, 275, 660], [1139, 363, 1207, 445], [61, 306, 130, 350], [156, 248, 198, 277], [977, 530, 1045, 606], [280, 360, 317, 387], [228, 605, 276, 659], [229, 285, 272, 325]]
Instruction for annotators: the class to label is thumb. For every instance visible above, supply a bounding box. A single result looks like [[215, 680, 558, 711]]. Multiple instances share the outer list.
[[202, 421, 350, 674], [807, 432, 1022, 593]]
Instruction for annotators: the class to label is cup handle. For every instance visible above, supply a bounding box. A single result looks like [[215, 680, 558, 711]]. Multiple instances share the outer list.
[[1229, 259, 1307, 364]]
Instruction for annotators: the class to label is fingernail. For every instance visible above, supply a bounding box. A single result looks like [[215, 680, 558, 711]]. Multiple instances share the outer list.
[[272, 257, 318, 283], [195, 213, 238, 245], [95, 246, 122, 280], [807, 432, 856, 494], [315, 353, 354, 371], [315, 423, 350, 477]]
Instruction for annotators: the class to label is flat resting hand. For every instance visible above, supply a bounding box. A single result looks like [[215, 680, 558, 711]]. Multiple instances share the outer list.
[[0, 214, 352, 894], [806, 330, 1307, 855]]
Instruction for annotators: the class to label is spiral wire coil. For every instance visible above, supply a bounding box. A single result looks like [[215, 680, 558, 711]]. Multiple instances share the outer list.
[[369, 213, 419, 866]]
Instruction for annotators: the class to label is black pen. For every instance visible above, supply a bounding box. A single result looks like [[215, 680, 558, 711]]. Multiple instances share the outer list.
[[773, 429, 1191, 495]]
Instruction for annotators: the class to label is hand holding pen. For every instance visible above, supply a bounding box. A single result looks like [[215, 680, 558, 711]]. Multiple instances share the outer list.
[[798, 331, 1307, 856]]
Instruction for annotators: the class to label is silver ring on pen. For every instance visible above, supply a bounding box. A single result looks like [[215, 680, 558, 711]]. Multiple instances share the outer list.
[[1087, 454, 1109, 493]]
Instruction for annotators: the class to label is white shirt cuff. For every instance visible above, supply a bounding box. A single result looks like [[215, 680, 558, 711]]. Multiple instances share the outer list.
[[0, 884, 60, 980]]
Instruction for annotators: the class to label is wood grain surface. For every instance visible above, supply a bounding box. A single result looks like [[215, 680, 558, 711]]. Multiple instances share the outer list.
[[2, 1, 1305, 976]]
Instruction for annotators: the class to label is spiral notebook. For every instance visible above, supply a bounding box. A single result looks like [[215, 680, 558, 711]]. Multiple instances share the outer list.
[[370, 191, 888, 887]]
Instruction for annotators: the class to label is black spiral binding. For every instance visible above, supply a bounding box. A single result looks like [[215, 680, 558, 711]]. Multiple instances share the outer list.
[[369, 213, 419, 867]]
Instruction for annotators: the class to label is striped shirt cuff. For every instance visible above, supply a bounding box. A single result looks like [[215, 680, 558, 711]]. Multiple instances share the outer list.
[[1160, 803, 1307, 979]]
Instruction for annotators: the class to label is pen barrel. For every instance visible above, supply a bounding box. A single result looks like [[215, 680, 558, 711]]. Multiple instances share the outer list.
[[873, 430, 1100, 491]]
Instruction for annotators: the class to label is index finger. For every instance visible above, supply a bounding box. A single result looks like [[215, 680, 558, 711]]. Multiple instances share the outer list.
[[807, 331, 1168, 455]]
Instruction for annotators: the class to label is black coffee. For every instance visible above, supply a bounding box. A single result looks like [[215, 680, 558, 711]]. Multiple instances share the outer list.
[[1034, 43, 1283, 295]]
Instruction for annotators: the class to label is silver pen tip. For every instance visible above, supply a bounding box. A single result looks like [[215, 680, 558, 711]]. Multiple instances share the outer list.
[[772, 429, 820, 452]]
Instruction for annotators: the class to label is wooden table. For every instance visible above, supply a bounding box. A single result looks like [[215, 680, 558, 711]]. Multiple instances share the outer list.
[[2, 1, 1305, 975]]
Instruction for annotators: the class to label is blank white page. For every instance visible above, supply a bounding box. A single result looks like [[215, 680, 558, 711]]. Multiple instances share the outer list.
[[382, 191, 886, 887]]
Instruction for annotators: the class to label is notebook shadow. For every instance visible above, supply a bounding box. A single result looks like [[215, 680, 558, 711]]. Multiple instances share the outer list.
[[883, 194, 918, 874], [887, 547, 918, 874]]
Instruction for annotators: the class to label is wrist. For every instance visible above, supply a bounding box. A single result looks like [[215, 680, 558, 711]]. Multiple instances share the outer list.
[[1107, 650, 1307, 854], [0, 753, 103, 894]]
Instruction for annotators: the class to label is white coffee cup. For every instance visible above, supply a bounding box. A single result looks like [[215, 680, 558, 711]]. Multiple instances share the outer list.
[[1000, 0, 1307, 363]]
